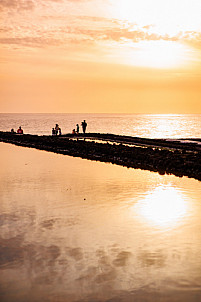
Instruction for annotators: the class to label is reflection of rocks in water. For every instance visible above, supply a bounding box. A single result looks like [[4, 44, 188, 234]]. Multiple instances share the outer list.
[[40, 219, 57, 229], [98, 253, 111, 267], [66, 247, 83, 261], [25, 244, 61, 271], [95, 267, 117, 283], [0, 235, 24, 268], [40, 217, 79, 230], [0, 211, 36, 241], [0, 213, 19, 227], [40, 217, 80, 230], [1, 238, 164, 302], [113, 251, 132, 267], [76, 266, 99, 282], [75, 248, 133, 288], [138, 249, 166, 268], [95, 268, 116, 284], [73, 247, 135, 301], [0, 230, 137, 302], [45, 245, 61, 263], [0, 234, 61, 272]]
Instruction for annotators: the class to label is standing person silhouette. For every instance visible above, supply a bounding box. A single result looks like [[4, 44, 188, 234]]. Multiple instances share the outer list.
[[55, 124, 59, 135], [81, 120, 87, 134], [76, 124, 79, 134], [52, 128, 56, 136]]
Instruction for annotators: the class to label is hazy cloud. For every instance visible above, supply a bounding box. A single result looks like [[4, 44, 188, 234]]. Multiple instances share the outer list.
[[0, 0, 66, 12], [0, 23, 198, 50], [66, 0, 87, 1], [0, 36, 62, 48], [0, 7, 200, 51], [67, 25, 181, 44], [183, 32, 201, 50], [0, 0, 35, 11]]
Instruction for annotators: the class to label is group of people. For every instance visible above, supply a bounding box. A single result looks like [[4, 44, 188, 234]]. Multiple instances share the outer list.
[[11, 126, 23, 134], [72, 120, 87, 135], [52, 124, 62, 136], [51, 120, 87, 136], [10, 120, 88, 136]]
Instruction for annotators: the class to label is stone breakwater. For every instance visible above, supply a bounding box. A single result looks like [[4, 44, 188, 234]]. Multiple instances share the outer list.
[[1, 131, 201, 181]]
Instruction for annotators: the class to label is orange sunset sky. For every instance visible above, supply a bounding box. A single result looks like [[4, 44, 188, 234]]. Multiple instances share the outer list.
[[0, 0, 201, 113]]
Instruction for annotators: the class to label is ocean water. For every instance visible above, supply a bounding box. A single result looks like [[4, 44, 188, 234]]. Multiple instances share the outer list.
[[0, 114, 201, 302], [0, 113, 201, 138]]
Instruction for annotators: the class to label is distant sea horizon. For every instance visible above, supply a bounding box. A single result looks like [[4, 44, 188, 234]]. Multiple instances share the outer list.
[[0, 113, 200, 138]]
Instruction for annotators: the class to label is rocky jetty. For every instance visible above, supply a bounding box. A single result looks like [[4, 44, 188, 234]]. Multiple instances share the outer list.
[[1, 131, 201, 181]]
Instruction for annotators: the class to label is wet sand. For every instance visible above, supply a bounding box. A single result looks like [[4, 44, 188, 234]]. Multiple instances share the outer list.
[[0, 131, 201, 181]]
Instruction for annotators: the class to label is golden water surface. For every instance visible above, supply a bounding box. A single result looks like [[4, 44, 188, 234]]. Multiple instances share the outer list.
[[0, 142, 201, 302]]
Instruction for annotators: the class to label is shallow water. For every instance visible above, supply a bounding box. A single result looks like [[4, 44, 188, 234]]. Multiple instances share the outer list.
[[0, 142, 201, 301]]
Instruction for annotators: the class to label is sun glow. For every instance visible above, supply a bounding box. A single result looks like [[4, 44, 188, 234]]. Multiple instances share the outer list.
[[123, 40, 191, 69], [107, 0, 201, 69], [112, 0, 201, 36], [135, 185, 188, 229]]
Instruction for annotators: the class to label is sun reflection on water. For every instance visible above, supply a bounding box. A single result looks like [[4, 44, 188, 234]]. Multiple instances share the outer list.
[[148, 114, 185, 138], [134, 185, 189, 229]]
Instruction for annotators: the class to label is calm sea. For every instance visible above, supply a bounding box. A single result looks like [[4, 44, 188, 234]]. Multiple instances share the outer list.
[[0, 113, 201, 301], [0, 113, 201, 138]]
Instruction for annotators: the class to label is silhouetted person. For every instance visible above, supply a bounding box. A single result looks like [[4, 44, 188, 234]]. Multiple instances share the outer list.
[[11, 128, 15, 134], [81, 120, 87, 134], [72, 129, 76, 135], [55, 124, 59, 135], [52, 128, 56, 136], [76, 124, 79, 134], [17, 126, 23, 134], [59, 128, 61, 135]]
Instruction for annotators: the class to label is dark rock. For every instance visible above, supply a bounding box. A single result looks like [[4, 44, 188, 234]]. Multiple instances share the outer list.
[[0, 131, 200, 181]]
